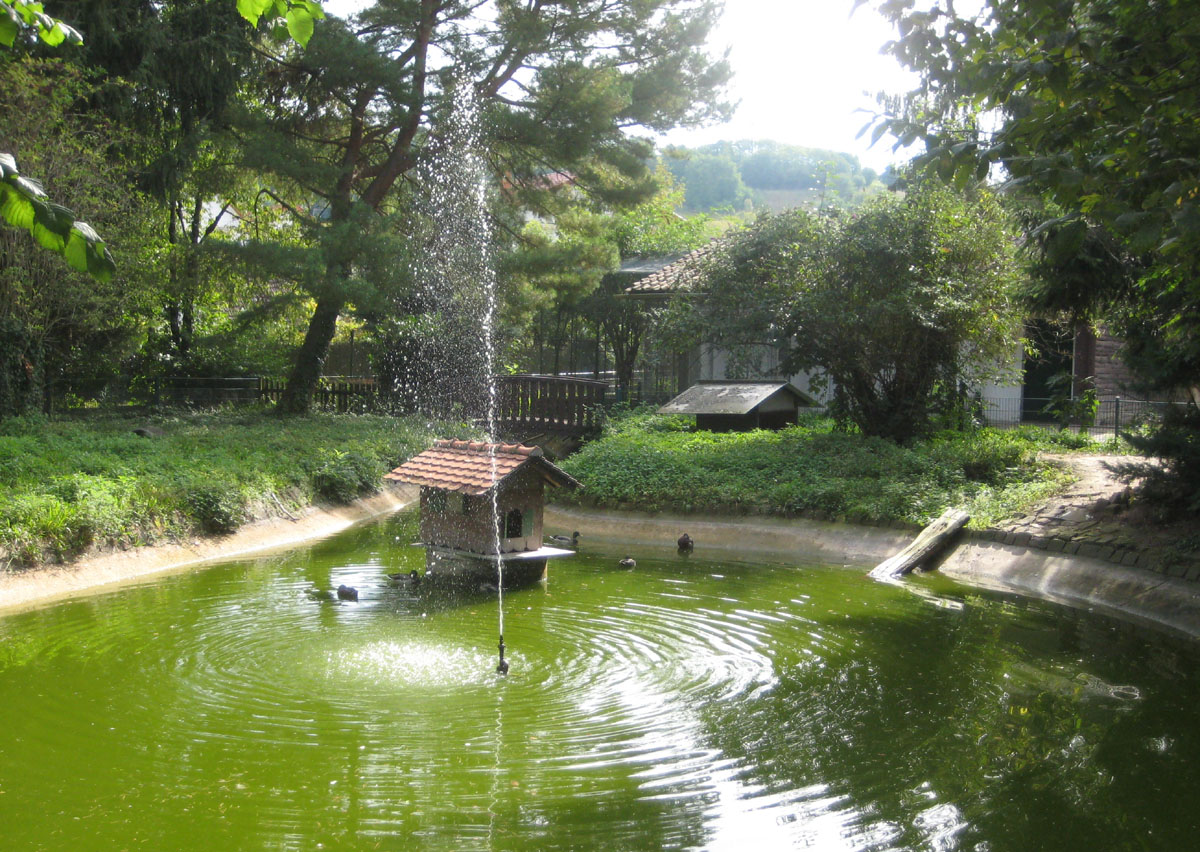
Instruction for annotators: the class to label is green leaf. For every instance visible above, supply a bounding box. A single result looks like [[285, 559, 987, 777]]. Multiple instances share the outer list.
[[285, 7, 314, 46], [63, 229, 88, 272], [11, 174, 46, 199], [0, 183, 36, 230], [38, 19, 64, 46], [236, 0, 274, 26], [0, 13, 18, 47]]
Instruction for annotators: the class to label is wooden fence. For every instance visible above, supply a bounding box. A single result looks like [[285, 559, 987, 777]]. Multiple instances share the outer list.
[[257, 377, 377, 412], [495, 374, 606, 436]]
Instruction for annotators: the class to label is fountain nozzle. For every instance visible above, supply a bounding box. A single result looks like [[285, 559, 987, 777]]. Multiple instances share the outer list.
[[497, 635, 509, 675]]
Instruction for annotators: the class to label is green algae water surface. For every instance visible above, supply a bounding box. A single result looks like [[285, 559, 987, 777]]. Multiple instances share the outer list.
[[2, 511, 1199, 851]]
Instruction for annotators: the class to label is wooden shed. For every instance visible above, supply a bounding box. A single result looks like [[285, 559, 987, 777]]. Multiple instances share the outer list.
[[657, 381, 819, 432], [385, 440, 580, 583]]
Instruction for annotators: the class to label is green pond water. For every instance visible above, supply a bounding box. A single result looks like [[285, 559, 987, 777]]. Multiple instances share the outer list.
[[2, 511, 1199, 851]]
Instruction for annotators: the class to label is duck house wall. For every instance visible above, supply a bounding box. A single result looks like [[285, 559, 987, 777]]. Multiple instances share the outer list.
[[419, 468, 547, 555], [696, 409, 798, 432]]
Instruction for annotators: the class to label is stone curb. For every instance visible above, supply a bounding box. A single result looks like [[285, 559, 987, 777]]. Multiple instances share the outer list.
[[966, 485, 1187, 578]]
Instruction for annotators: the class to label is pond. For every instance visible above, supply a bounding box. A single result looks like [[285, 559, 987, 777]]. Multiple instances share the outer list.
[[1, 510, 1198, 851]]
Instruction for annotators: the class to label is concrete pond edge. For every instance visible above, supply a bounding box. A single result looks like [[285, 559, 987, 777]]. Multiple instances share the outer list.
[[0, 485, 418, 616], [546, 505, 1200, 639], [3, 489, 1197, 641]]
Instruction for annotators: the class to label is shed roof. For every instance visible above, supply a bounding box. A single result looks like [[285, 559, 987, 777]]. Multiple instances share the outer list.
[[623, 240, 722, 297], [384, 439, 580, 495], [657, 382, 819, 416]]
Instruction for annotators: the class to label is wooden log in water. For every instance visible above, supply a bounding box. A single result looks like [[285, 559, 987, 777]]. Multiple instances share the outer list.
[[869, 507, 970, 580]]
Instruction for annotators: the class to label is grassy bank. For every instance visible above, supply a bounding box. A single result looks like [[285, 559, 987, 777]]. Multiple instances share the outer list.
[[555, 412, 1124, 530], [0, 410, 445, 568]]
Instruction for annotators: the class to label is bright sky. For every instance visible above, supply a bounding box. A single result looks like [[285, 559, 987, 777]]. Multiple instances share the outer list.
[[323, 0, 918, 170], [658, 1, 919, 171]]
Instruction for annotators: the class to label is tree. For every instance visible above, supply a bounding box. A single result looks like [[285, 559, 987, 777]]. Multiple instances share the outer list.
[[663, 147, 749, 212], [669, 184, 1023, 442], [0, 58, 159, 411], [236, 0, 730, 414], [1, 1, 116, 280], [866, 0, 1200, 403], [51, 0, 263, 372]]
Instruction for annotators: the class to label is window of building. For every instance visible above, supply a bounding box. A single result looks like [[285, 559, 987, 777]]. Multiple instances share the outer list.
[[505, 507, 524, 538]]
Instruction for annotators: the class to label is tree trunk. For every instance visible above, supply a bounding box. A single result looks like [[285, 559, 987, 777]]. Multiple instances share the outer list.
[[278, 295, 344, 415]]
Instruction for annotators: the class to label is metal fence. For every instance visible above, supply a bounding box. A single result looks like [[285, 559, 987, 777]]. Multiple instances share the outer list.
[[974, 395, 1186, 436]]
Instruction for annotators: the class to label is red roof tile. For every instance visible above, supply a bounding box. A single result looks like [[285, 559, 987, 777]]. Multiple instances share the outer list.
[[384, 439, 579, 495], [624, 240, 723, 297]]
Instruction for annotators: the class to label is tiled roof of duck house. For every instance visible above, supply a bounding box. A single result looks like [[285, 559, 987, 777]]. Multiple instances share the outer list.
[[385, 440, 579, 494]]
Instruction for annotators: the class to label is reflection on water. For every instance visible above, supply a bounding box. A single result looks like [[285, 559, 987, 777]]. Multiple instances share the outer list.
[[1, 509, 1200, 851]]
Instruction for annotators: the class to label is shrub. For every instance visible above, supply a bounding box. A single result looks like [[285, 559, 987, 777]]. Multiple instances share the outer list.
[[183, 482, 245, 535], [311, 451, 384, 505]]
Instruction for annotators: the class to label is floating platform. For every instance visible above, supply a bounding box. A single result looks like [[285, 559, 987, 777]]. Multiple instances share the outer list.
[[418, 544, 576, 589]]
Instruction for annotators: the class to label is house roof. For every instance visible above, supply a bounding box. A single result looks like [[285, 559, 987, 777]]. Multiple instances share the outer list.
[[657, 382, 819, 416], [384, 439, 580, 495], [623, 240, 722, 298], [616, 253, 690, 277]]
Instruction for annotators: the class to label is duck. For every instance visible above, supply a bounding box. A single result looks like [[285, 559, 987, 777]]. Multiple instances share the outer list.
[[548, 531, 581, 548], [677, 533, 694, 554], [387, 569, 421, 586], [618, 557, 636, 569], [336, 584, 359, 602]]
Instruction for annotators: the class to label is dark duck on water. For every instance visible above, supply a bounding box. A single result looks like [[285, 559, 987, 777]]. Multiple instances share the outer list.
[[548, 531, 580, 548]]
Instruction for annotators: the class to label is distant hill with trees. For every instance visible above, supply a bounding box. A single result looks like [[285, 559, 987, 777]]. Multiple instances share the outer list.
[[662, 140, 891, 214]]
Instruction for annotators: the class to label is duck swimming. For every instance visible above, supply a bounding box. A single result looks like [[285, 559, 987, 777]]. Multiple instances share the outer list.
[[387, 569, 421, 586], [618, 557, 636, 569], [336, 584, 359, 602], [549, 531, 581, 547], [677, 533, 694, 553]]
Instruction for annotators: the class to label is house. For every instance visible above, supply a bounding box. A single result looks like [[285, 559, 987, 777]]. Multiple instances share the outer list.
[[658, 381, 819, 431], [623, 243, 1175, 429], [384, 439, 580, 585], [623, 240, 833, 405]]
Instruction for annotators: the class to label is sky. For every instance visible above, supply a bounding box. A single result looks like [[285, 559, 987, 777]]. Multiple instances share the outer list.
[[323, 0, 920, 170], [658, 1, 919, 170]]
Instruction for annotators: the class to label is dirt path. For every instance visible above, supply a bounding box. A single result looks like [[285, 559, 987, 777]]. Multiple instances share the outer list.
[[986, 453, 1199, 580]]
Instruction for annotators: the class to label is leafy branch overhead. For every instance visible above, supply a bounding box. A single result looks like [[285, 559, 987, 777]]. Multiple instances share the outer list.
[[236, 0, 324, 47], [0, 149, 115, 283], [0, 0, 81, 48]]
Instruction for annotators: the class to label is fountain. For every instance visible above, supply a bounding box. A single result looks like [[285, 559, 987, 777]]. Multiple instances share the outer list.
[[4, 74, 1200, 852], [2, 520, 1200, 850]]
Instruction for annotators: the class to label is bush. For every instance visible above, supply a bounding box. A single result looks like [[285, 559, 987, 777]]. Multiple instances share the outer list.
[[183, 482, 245, 535], [0, 411, 439, 565], [311, 451, 384, 505], [557, 415, 1086, 529], [1119, 405, 1200, 515]]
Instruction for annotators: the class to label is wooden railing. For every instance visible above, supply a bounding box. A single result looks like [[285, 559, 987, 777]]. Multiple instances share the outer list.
[[496, 374, 606, 435]]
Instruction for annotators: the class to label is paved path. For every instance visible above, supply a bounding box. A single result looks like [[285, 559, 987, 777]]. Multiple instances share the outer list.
[[977, 453, 1200, 580]]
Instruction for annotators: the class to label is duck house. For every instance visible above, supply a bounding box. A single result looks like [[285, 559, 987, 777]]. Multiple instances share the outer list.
[[657, 381, 819, 432], [384, 440, 581, 585]]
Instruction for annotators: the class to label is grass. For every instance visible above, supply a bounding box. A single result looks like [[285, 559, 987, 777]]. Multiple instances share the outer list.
[[0, 408, 451, 568], [555, 410, 1129, 531]]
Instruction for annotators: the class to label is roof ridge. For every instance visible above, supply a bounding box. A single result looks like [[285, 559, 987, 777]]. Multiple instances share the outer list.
[[431, 438, 543, 457]]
